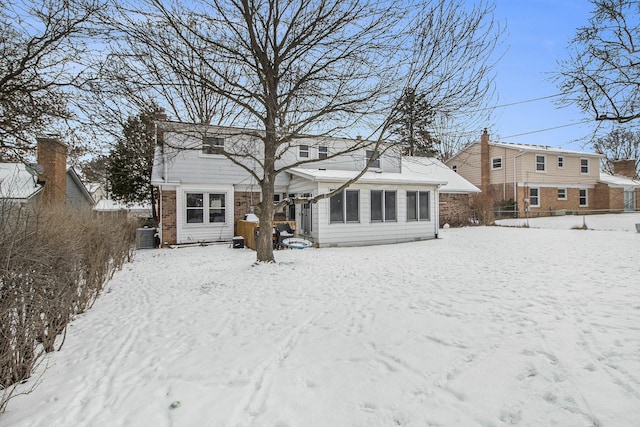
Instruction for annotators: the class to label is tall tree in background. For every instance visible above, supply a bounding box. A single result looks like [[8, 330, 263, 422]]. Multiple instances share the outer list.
[[593, 128, 640, 176], [107, 105, 161, 220], [390, 87, 439, 157], [104, 0, 501, 262], [0, 0, 103, 158], [557, 0, 640, 124]]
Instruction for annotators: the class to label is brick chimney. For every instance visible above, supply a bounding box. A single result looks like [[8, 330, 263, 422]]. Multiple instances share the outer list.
[[37, 136, 67, 206], [480, 128, 490, 192], [612, 159, 637, 179]]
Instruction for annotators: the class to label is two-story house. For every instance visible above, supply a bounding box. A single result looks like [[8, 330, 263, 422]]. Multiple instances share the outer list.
[[151, 121, 475, 247], [447, 129, 639, 217]]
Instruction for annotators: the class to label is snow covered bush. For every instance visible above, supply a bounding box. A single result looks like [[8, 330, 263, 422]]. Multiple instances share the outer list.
[[0, 202, 136, 412]]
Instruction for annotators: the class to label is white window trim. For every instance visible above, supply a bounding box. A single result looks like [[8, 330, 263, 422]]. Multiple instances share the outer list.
[[557, 188, 567, 200], [579, 188, 588, 207], [201, 136, 225, 156], [535, 155, 546, 173], [366, 150, 381, 169], [580, 158, 590, 175], [529, 187, 540, 207], [299, 145, 309, 158], [557, 156, 565, 169], [370, 190, 397, 223], [184, 191, 228, 226], [491, 156, 503, 170], [406, 190, 430, 221], [329, 189, 360, 224]]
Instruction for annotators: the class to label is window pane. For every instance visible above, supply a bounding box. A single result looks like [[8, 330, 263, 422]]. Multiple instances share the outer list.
[[407, 191, 417, 221], [371, 190, 383, 221], [187, 209, 203, 223], [419, 191, 429, 220], [299, 145, 309, 158], [209, 193, 225, 223], [385, 191, 397, 221], [346, 190, 359, 222], [366, 150, 380, 168], [319, 146, 328, 159], [536, 155, 545, 171], [330, 192, 344, 223], [581, 159, 589, 173], [187, 193, 204, 207]]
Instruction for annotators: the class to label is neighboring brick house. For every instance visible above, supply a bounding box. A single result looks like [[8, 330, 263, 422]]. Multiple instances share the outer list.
[[445, 130, 638, 217]]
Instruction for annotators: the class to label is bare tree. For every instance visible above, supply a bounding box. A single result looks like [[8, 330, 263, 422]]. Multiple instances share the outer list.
[[0, 0, 104, 158], [557, 0, 640, 124], [104, 0, 501, 262], [593, 127, 640, 175]]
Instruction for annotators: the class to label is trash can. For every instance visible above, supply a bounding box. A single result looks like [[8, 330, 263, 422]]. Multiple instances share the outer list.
[[232, 236, 245, 248]]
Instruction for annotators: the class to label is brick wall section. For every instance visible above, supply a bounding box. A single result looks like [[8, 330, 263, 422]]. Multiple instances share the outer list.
[[233, 191, 262, 232], [518, 186, 598, 216], [612, 159, 637, 178], [440, 193, 474, 226], [37, 137, 67, 206], [160, 190, 177, 246]]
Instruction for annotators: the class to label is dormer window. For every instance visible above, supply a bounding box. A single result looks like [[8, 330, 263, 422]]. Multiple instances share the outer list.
[[202, 136, 224, 154], [366, 150, 381, 168]]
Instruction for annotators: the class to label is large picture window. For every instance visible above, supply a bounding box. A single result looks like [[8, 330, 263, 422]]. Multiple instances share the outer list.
[[330, 190, 359, 223], [185, 192, 226, 224], [371, 190, 397, 222], [406, 191, 430, 221]]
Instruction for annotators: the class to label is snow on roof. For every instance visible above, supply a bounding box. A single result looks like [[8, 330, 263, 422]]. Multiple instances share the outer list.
[[0, 163, 42, 200], [599, 172, 640, 188], [288, 167, 447, 186], [95, 198, 152, 212], [489, 141, 603, 157], [401, 157, 480, 193]]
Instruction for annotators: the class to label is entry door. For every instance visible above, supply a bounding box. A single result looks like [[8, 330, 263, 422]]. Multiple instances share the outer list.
[[624, 190, 636, 212]]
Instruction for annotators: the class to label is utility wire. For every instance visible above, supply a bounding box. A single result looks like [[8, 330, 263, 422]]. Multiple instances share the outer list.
[[502, 119, 592, 138]]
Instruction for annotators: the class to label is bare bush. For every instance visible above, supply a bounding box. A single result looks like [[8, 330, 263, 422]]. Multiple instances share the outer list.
[[0, 202, 136, 412]]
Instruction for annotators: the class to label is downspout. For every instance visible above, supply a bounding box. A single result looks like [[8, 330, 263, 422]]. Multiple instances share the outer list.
[[434, 185, 441, 238], [513, 150, 526, 216]]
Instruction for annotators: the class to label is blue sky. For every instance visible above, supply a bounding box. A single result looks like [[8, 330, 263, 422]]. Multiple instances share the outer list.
[[488, 0, 596, 151]]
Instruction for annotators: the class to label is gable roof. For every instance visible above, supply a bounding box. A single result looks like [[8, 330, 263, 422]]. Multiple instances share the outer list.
[[448, 140, 604, 164], [401, 157, 480, 193], [599, 172, 640, 188], [0, 163, 43, 200], [288, 167, 446, 186], [66, 167, 95, 206]]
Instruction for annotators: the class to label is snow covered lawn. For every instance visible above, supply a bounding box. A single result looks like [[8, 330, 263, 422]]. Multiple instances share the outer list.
[[2, 214, 640, 426]]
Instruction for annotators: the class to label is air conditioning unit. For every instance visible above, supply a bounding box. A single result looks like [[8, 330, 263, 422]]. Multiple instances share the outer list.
[[136, 227, 157, 249]]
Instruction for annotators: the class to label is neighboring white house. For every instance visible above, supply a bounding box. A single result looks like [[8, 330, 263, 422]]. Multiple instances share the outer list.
[[151, 121, 458, 247]]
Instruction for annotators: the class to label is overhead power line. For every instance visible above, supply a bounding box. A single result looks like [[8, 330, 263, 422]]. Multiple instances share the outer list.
[[502, 119, 592, 138]]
